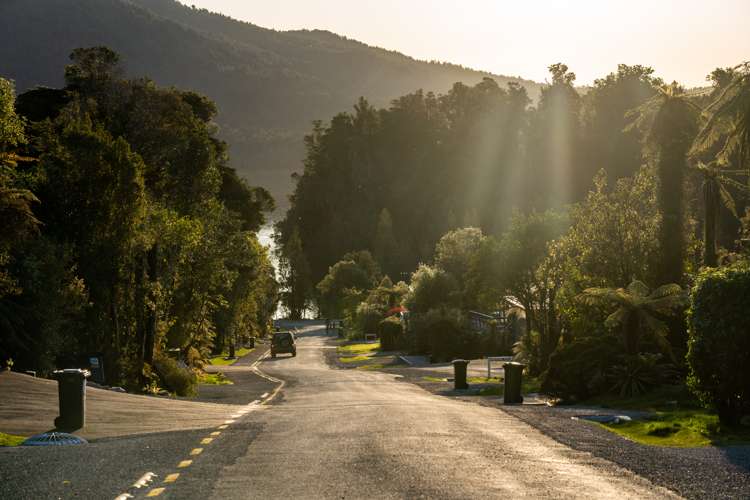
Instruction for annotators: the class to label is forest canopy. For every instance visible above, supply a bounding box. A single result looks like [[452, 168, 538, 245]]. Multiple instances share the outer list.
[[0, 47, 277, 393]]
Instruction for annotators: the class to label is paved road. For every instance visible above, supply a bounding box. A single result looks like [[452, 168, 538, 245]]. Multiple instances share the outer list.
[[0, 326, 680, 499], [165, 327, 679, 499]]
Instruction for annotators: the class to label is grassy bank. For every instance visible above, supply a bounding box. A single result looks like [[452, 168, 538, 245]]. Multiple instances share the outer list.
[[208, 347, 254, 366], [338, 341, 380, 355], [587, 385, 750, 447], [197, 372, 233, 385]]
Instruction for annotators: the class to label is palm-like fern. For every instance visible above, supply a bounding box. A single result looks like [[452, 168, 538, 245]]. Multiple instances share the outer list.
[[691, 63, 750, 172], [689, 64, 750, 265], [626, 83, 700, 285], [695, 161, 749, 266], [578, 280, 686, 357]]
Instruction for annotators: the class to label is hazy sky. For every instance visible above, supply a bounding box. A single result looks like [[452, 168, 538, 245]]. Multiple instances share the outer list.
[[180, 0, 749, 87]]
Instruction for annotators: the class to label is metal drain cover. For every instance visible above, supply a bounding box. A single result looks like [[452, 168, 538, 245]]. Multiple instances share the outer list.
[[22, 432, 88, 446]]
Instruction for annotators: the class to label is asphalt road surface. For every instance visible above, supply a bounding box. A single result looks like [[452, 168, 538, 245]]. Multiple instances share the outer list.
[[0, 326, 681, 499], [166, 327, 679, 499]]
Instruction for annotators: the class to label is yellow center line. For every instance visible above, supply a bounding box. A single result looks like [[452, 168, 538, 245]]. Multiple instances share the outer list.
[[146, 487, 165, 497], [210, 431, 221, 436], [177, 460, 192, 468], [190, 448, 203, 456], [200, 437, 213, 444], [218, 425, 228, 430], [163, 473, 180, 483], [223, 420, 235, 424]]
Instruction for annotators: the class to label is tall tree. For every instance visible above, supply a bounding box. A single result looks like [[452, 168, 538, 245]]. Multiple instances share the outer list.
[[581, 64, 661, 185], [631, 83, 699, 285], [526, 63, 582, 209], [0, 78, 38, 298], [690, 64, 750, 265], [373, 208, 399, 278], [278, 226, 312, 319]]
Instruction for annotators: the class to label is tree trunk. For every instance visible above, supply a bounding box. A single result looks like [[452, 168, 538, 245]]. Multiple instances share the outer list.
[[144, 244, 158, 365], [624, 314, 641, 355], [703, 181, 718, 267], [134, 252, 147, 386], [228, 329, 236, 358]]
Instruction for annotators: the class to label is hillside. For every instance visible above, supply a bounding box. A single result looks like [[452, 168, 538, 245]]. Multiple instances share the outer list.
[[0, 0, 541, 208]]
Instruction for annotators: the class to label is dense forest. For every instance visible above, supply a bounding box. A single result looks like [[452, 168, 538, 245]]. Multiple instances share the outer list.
[[1, 47, 276, 394], [0, 0, 539, 206], [278, 63, 739, 288], [276, 62, 750, 425]]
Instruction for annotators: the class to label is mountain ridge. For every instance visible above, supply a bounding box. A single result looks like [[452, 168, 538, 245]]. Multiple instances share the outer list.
[[1, 0, 542, 208]]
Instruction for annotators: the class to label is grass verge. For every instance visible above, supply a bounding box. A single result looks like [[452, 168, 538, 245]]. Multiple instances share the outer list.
[[357, 364, 386, 371], [586, 385, 750, 447], [338, 341, 380, 354], [0, 432, 26, 446], [208, 347, 254, 366], [340, 355, 371, 363], [197, 372, 233, 385], [478, 376, 541, 396]]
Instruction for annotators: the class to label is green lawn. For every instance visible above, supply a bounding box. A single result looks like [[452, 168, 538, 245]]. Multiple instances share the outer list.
[[0, 432, 25, 447], [602, 411, 750, 447], [197, 372, 233, 385], [208, 347, 254, 366], [420, 374, 541, 396], [357, 363, 386, 370], [340, 355, 371, 363], [338, 341, 380, 354], [468, 376, 502, 384], [478, 376, 541, 396], [585, 385, 750, 447], [337, 341, 381, 365]]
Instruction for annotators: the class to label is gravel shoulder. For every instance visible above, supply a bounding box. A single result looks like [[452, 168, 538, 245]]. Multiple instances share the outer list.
[[372, 361, 750, 500]]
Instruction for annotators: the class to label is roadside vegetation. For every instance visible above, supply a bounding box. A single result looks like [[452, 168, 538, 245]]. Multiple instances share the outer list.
[[0, 432, 25, 447], [208, 348, 254, 366], [588, 386, 750, 447], [197, 372, 233, 385], [0, 48, 278, 397], [277, 62, 750, 440]]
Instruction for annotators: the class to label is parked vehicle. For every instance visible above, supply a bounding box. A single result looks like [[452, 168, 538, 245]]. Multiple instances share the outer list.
[[271, 331, 296, 358]]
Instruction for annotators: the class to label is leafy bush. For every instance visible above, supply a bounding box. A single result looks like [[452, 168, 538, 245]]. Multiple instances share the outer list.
[[154, 355, 197, 397], [608, 353, 675, 397], [687, 262, 750, 426], [355, 302, 384, 336], [541, 335, 621, 400], [378, 316, 403, 351], [410, 308, 479, 362], [405, 265, 458, 314]]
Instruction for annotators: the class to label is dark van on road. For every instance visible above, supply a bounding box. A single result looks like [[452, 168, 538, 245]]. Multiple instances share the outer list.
[[271, 331, 296, 358]]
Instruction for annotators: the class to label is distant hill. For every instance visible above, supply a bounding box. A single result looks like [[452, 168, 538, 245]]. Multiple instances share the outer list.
[[0, 0, 542, 209]]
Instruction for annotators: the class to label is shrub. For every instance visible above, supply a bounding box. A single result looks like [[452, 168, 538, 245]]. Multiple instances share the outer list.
[[541, 335, 621, 400], [410, 308, 479, 362], [405, 265, 458, 314], [378, 316, 403, 351], [687, 262, 750, 426], [355, 302, 384, 336], [154, 355, 197, 397], [608, 353, 675, 397]]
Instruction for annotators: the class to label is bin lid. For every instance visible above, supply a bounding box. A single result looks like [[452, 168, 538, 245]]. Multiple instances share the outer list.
[[22, 432, 88, 446]]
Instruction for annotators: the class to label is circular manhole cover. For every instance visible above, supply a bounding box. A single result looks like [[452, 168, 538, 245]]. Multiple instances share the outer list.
[[22, 432, 88, 446]]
